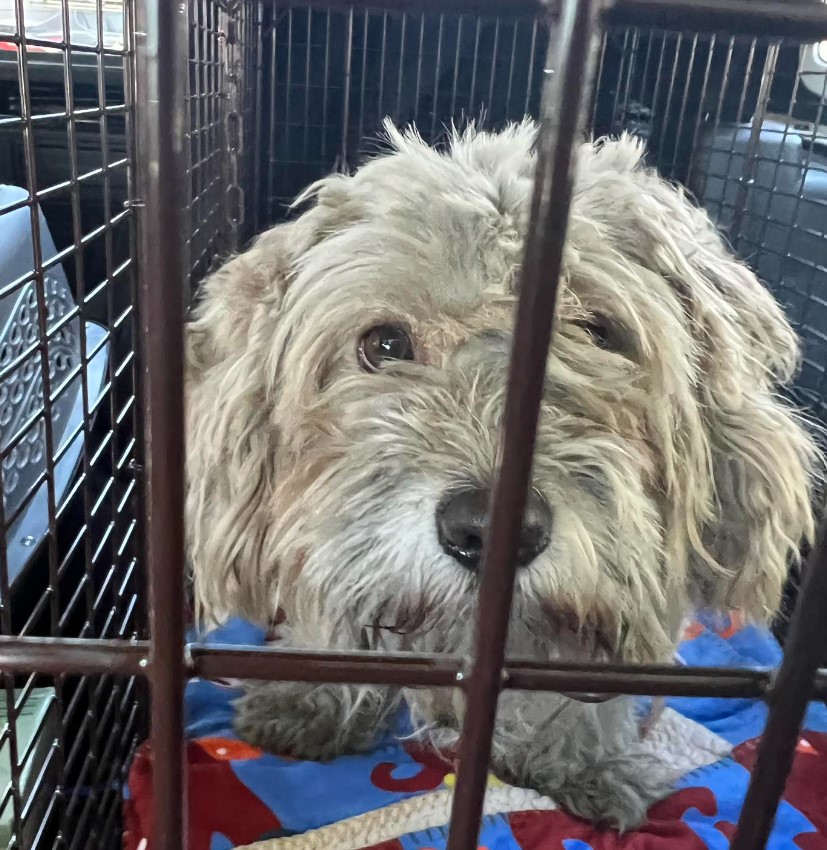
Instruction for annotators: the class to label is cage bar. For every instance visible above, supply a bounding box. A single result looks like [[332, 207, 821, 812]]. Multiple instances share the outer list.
[[732, 518, 827, 849], [3, 635, 827, 700], [1, 1, 827, 849], [446, 1, 599, 845], [137, 0, 189, 847]]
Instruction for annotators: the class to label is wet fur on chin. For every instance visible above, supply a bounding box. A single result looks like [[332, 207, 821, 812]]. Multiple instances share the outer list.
[[185, 121, 820, 828]]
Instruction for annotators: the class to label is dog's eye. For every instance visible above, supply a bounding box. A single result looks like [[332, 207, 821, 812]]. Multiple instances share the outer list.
[[358, 324, 415, 371], [575, 316, 624, 353]]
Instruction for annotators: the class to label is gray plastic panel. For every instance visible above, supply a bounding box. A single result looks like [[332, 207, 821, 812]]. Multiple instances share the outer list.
[[0, 185, 109, 585]]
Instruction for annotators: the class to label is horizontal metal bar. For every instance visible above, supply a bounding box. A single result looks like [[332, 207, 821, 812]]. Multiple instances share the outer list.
[[0, 637, 147, 677], [262, 0, 827, 39], [601, 0, 827, 37], [2, 33, 128, 56], [1, 637, 826, 700], [190, 645, 465, 686]]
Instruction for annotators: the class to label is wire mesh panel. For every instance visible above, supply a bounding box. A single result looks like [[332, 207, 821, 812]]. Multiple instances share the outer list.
[[187, 0, 227, 285], [258, 3, 549, 224], [2, 1, 827, 850], [0, 0, 143, 846], [592, 28, 827, 429], [186, 0, 260, 292], [257, 10, 827, 440]]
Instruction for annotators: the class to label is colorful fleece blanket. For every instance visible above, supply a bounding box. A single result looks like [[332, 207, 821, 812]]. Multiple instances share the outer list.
[[123, 612, 827, 850]]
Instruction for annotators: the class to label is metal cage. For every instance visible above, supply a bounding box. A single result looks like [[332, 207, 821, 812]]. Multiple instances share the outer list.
[[1, 1, 827, 849]]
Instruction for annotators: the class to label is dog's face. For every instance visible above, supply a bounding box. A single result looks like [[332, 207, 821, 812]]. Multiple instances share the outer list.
[[186, 122, 817, 667]]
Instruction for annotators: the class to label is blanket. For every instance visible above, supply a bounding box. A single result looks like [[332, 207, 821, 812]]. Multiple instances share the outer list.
[[123, 612, 827, 850]]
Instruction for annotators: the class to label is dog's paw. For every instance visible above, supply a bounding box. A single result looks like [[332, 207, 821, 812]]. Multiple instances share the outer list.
[[233, 681, 386, 761], [549, 751, 672, 830]]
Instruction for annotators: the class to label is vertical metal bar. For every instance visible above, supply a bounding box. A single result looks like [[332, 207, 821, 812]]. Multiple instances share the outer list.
[[302, 9, 312, 162], [504, 20, 518, 120], [696, 35, 735, 209], [253, 0, 264, 233], [139, 0, 188, 847], [450, 15, 464, 119], [684, 33, 716, 189], [636, 28, 655, 106], [669, 33, 699, 178], [211, 0, 222, 258], [60, 0, 95, 646], [430, 14, 445, 140], [445, 2, 599, 847], [590, 30, 607, 131], [185, 0, 195, 279], [655, 33, 683, 168], [522, 19, 538, 117], [198, 0, 208, 266], [742, 60, 802, 266], [195, 0, 206, 273], [395, 12, 407, 122], [0, 457, 23, 850], [357, 10, 369, 149], [413, 13, 425, 124], [12, 4, 68, 830], [487, 18, 500, 118], [729, 42, 779, 245], [96, 0, 122, 638], [734, 39, 757, 126], [649, 31, 669, 147], [13, 0, 61, 644], [610, 29, 631, 132], [731, 520, 827, 850], [267, 14, 278, 220], [65, 0, 99, 826], [321, 8, 332, 160], [467, 16, 482, 116], [377, 11, 388, 125], [124, 0, 147, 644], [283, 7, 294, 196], [618, 28, 640, 131], [341, 8, 354, 165], [715, 36, 758, 222]]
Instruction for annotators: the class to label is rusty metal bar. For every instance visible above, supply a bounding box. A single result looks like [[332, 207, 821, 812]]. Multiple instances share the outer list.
[[1, 636, 826, 700], [139, 0, 189, 846], [193, 645, 463, 686], [0, 637, 147, 677], [731, 522, 827, 850], [446, 2, 599, 848], [189, 649, 827, 697]]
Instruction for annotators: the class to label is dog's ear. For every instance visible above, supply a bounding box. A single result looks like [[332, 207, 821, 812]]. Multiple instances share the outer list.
[[586, 136, 818, 621], [605, 142, 818, 620], [186, 224, 297, 374], [684, 248, 818, 619], [186, 177, 367, 626], [185, 223, 301, 626]]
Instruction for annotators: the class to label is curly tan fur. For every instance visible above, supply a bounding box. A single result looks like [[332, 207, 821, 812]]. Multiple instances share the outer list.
[[185, 121, 818, 828]]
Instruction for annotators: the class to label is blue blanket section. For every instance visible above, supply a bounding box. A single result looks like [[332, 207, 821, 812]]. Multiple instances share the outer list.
[[670, 621, 827, 746], [187, 615, 827, 745], [184, 615, 827, 850], [185, 619, 265, 738], [186, 619, 447, 832]]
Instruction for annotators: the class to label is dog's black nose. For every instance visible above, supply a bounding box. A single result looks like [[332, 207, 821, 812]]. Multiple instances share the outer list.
[[436, 487, 552, 570]]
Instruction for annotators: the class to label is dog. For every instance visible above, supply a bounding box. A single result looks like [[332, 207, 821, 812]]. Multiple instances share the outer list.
[[185, 121, 818, 828]]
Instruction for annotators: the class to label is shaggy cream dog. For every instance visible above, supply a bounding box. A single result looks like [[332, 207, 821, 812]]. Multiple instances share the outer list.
[[185, 121, 818, 828]]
